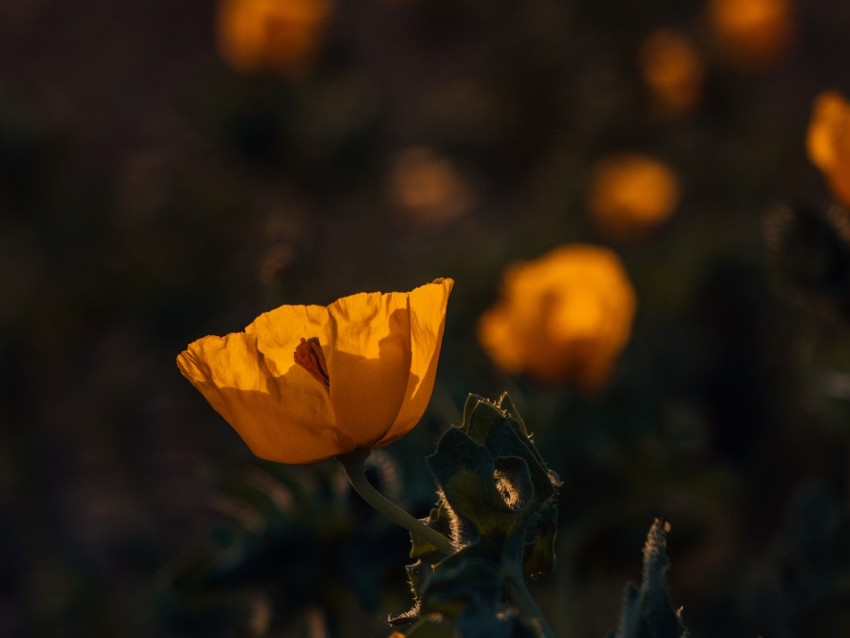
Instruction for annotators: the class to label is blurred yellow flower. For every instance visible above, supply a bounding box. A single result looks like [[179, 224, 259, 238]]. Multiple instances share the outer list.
[[216, 0, 332, 76], [478, 246, 636, 391], [807, 91, 850, 208], [640, 29, 704, 117], [709, 0, 794, 71], [178, 279, 453, 464], [586, 154, 680, 238], [388, 147, 475, 226]]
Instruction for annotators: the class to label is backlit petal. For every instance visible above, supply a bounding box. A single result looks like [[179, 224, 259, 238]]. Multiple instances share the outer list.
[[216, 0, 332, 77], [325, 289, 413, 446], [379, 278, 454, 445], [245, 302, 330, 374], [179, 280, 452, 463], [178, 306, 343, 463]]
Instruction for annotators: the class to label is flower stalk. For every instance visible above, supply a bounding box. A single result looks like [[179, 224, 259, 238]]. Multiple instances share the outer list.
[[337, 451, 456, 557]]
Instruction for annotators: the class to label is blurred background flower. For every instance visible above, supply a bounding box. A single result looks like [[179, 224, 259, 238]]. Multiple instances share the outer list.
[[807, 91, 850, 208], [640, 29, 704, 119], [477, 245, 636, 392], [586, 154, 680, 239], [216, 0, 333, 76], [386, 147, 476, 227], [708, 0, 795, 71]]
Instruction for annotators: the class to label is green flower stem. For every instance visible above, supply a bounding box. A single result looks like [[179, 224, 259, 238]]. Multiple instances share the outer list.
[[337, 451, 456, 556], [504, 569, 557, 638]]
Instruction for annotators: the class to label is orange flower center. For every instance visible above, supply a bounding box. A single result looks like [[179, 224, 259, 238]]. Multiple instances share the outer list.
[[294, 337, 330, 391]]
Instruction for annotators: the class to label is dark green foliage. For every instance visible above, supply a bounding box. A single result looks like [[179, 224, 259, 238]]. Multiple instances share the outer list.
[[605, 519, 689, 638], [741, 483, 850, 637], [160, 459, 410, 638], [392, 393, 560, 637], [765, 201, 850, 320]]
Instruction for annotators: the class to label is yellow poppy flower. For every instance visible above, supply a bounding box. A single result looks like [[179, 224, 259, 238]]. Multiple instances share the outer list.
[[387, 147, 475, 226], [178, 279, 453, 464], [640, 29, 704, 118], [807, 91, 850, 209], [708, 0, 794, 71], [478, 246, 635, 391], [586, 154, 680, 238], [216, 0, 332, 77]]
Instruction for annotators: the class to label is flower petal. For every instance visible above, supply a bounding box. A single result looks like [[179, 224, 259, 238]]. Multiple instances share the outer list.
[[379, 278, 454, 446], [325, 289, 413, 446], [178, 304, 345, 464], [179, 280, 452, 462]]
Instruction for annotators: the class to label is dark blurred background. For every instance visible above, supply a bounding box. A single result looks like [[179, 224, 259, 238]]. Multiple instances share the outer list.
[[3, 0, 850, 636]]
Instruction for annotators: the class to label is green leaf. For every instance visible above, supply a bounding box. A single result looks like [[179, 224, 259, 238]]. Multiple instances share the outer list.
[[641, 521, 678, 635], [420, 545, 522, 638], [608, 519, 689, 638], [427, 427, 518, 545], [410, 504, 455, 564], [493, 456, 535, 512], [496, 393, 550, 472], [385, 559, 435, 626], [463, 397, 508, 440], [461, 393, 493, 432], [419, 546, 503, 618], [397, 394, 561, 638], [430, 393, 561, 579], [521, 503, 558, 578], [496, 392, 530, 438], [465, 403, 556, 509]]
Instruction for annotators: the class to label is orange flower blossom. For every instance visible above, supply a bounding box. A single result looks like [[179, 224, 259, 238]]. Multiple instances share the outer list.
[[478, 246, 636, 391], [807, 90, 850, 209], [586, 153, 680, 238], [708, 0, 794, 71], [216, 0, 333, 76], [178, 279, 453, 464], [640, 29, 704, 118]]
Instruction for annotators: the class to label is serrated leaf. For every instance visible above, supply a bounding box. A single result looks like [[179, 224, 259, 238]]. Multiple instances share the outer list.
[[386, 559, 435, 625], [608, 519, 689, 638], [461, 393, 492, 431], [407, 560, 434, 597], [497, 393, 550, 472], [420, 547, 503, 618], [640, 520, 684, 638], [493, 456, 535, 512], [399, 394, 561, 638], [521, 503, 558, 578], [496, 392, 530, 438], [463, 397, 508, 441], [420, 545, 521, 638], [427, 427, 518, 545], [465, 406, 556, 509], [411, 504, 455, 564]]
